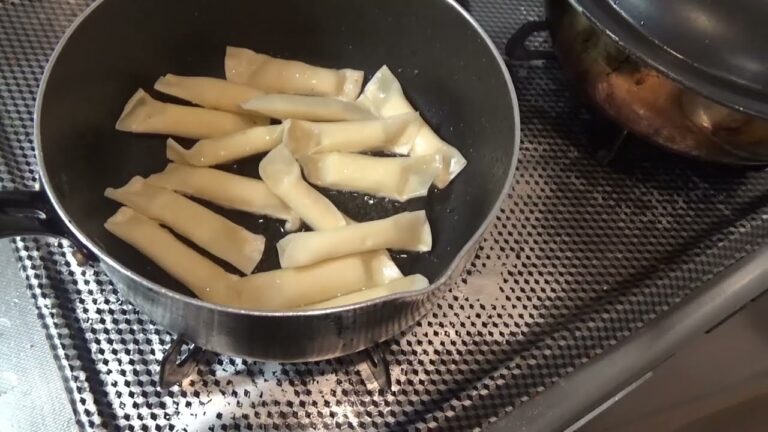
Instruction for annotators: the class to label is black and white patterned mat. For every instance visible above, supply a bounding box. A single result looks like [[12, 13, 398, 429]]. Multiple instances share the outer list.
[[3, 0, 768, 430]]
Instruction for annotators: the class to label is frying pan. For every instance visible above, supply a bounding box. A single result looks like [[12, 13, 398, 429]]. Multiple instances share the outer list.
[[2, 0, 519, 361]]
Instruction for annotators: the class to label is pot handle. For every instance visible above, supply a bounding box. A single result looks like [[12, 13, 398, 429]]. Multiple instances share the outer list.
[[0, 190, 95, 261], [0, 190, 63, 238], [505, 20, 557, 62]]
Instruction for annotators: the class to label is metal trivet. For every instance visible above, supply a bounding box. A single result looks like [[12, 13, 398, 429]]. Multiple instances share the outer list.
[[3, 0, 768, 430]]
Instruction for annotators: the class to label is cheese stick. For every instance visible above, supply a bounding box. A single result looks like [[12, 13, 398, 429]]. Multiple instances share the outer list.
[[225, 46, 364, 100], [283, 113, 420, 156], [257, 146, 405, 309], [299, 152, 440, 202], [301, 274, 429, 309], [277, 210, 432, 268], [259, 144, 347, 231], [241, 94, 374, 122], [115, 89, 258, 139], [146, 163, 301, 231], [357, 66, 467, 188], [153, 74, 268, 120], [104, 207, 239, 303], [166, 124, 283, 167], [226, 251, 402, 310], [105, 177, 265, 274]]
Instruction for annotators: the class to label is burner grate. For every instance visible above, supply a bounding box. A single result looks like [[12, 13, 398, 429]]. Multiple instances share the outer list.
[[2, 0, 768, 430]]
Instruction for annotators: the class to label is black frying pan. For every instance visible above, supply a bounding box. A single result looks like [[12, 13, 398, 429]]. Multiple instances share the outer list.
[[3, 0, 519, 362]]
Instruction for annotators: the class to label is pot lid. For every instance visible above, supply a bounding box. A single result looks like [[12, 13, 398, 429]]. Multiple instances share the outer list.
[[573, 0, 768, 119]]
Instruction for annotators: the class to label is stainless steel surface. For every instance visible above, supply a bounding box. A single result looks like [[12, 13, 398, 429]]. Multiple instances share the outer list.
[[0, 240, 75, 432], [581, 281, 768, 431], [31, 0, 519, 362], [487, 242, 768, 432], [565, 372, 653, 432]]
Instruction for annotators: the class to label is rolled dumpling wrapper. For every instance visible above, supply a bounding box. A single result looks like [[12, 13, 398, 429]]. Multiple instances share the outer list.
[[258, 146, 402, 297], [299, 152, 440, 202], [105, 207, 239, 304], [259, 144, 347, 231], [241, 94, 374, 122], [225, 46, 364, 101], [146, 163, 301, 231], [301, 274, 430, 309], [277, 210, 432, 268], [166, 124, 283, 167], [115, 89, 257, 139], [357, 66, 467, 188], [154, 74, 268, 120], [283, 112, 421, 156], [105, 177, 265, 274], [226, 251, 402, 310], [256, 146, 404, 309]]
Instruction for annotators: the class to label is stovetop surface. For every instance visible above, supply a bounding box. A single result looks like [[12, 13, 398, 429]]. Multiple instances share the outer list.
[[3, 0, 768, 430]]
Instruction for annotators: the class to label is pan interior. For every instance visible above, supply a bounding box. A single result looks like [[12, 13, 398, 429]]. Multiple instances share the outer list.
[[38, 0, 518, 298]]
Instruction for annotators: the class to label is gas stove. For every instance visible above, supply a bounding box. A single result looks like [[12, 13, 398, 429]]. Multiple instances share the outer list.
[[3, 0, 768, 430]]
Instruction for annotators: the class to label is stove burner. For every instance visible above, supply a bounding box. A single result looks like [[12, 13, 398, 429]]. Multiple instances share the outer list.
[[158, 337, 394, 392], [159, 338, 205, 389], [353, 345, 392, 392]]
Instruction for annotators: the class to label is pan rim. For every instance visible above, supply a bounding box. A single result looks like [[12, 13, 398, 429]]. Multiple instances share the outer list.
[[34, 0, 520, 317]]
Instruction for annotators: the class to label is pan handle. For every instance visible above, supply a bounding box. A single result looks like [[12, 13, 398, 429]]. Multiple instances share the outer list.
[[505, 20, 557, 62], [0, 190, 96, 261], [0, 190, 62, 238]]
